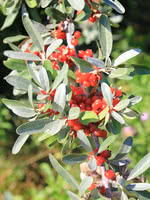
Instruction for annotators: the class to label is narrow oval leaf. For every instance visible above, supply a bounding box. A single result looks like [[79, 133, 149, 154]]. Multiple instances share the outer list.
[[114, 99, 130, 111], [40, 0, 53, 8], [27, 61, 41, 86], [106, 118, 121, 134], [104, 0, 125, 14], [127, 152, 150, 181], [67, 0, 85, 11], [77, 130, 93, 152], [123, 108, 138, 119], [98, 135, 118, 153], [12, 134, 29, 154], [62, 154, 88, 165], [67, 191, 80, 200], [28, 84, 34, 108], [129, 96, 142, 107], [99, 15, 112, 58], [109, 68, 129, 78], [39, 67, 50, 92], [25, 0, 37, 8], [53, 83, 66, 113], [101, 82, 113, 107], [111, 111, 126, 125], [1, 10, 18, 31], [49, 154, 79, 190], [5, 75, 40, 93], [4, 51, 41, 61], [86, 57, 105, 68], [113, 49, 141, 67], [79, 177, 93, 196], [121, 191, 128, 200], [98, 106, 109, 121], [126, 183, 150, 191], [79, 111, 99, 125], [68, 107, 80, 120], [3, 35, 27, 44], [88, 157, 97, 171], [4, 58, 27, 71], [46, 39, 63, 58], [22, 15, 44, 51], [71, 57, 94, 73]]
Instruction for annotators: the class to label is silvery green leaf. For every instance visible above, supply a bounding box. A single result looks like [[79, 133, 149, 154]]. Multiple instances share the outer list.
[[110, 15, 123, 24], [46, 39, 63, 58], [126, 183, 150, 191], [5, 75, 40, 93], [22, 15, 44, 51], [79, 176, 93, 196], [109, 68, 129, 78], [27, 61, 41, 86], [12, 134, 29, 154], [49, 154, 79, 189], [99, 15, 112, 58], [32, 20, 49, 33], [110, 159, 131, 166], [3, 35, 27, 44], [128, 96, 142, 106], [67, 191, 80, 200], [127, 152, 150, 181], [68, 107, 80, 120], [113, 137, 133, 160], [71, 57, 94, 73], [4, 58, 27, 71], [121, 191, 128, 200], [101, 82, 113, 107], [28, 84, 34, 108], [4, 51, 41, 61], [113, 49, 141, 67], [62, 154, 88, 165], [39, 67, 50, 92], [111, 111, 125, 125], [67, 0, 85, 11], [114, 99, 130, 111], [86, 57, 105, 68], [40, 0, 53, 8], [2, 98, 36, 118], [123, 108, 138, 119], [88, 157, 97, 171], [104, 0, 125, 14], [77, 130, 93, 152], [52, 62, 68, 90], [98, 135, 118, 153], [53, 83, 66, 113]]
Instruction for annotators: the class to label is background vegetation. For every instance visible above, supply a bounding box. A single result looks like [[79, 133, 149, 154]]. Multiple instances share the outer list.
[[0, 0, 150, 199]]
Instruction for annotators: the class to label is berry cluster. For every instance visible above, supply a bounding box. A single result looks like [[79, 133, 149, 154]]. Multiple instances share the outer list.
[[52, 22, 66, 40], [71, 31, 81, 46]]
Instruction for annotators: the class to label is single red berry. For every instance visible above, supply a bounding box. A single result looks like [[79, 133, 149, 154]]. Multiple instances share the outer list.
[[78, 50, 85, 58], [104, 169, 115, 179], [74, 31, 81, 39], [71, 38, 78, 46], [74, 121, 82, 131], [85, 49, 93, 57], [85, 98, 92, 105], [68, 120, 76, 127], [88, 14, 97, 23], [96, 156, 106, 166], [83, 80, 91, 87], [88, 183, 96, 191], [100, 150, 111, 158], [38, 103, 44, 109], [68, 48, 76, 56], [99, 186, 106, 194], [113, 98, 120, 107], [116, 89, 122, 97]]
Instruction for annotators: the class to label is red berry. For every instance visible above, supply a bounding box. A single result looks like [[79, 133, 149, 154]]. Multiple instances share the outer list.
[[96, 156, 106, 166], [104, 170, 115, 179], [88, 14, 97, 23], [113, 98, 120, 107], [68, 120, 76, 127], [38, 103, 44, 109], [74, 122, 82, 131], [74, 31, 81, 39], [100, 150, 111, 158], [41, 90, 47, 95], [71, 38, 78, 46], [83, 80, 91, 87], [78, 50, 85, 58], [88, 183, 96, 191], [68, 48, 76, 56], [85, 49, 93, 57], [116, 89, 122, 97], [99, 186, 106, 194]]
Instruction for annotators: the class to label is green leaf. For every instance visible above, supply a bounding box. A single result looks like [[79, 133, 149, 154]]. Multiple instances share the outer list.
[[88, 157, 97, 171], [129, 65, 150, 77], [68, 107, 80, 120], [109, 68, 130, 78], [39, 67, 50, 92], [12, 134, 29, 154], [25, 0, 37, 8], [58, 126, 70, 143], [103, 0, 125, 14], [67, 0, 85, 11], [86, 57, 105, 68], [127, 190, 150, 200], [126, 183, 150, 191], [127, 152, 150, 181], [40, 0, 53, 8], [5, 75, 40, 93], [128, 96, 142, 107], [53, 83, 66, 113], [106, 118, 121, 135], [113, 137, 133, 160], [79, 111, 99, 125], [49, 154, 79, 189], [22, 15, 44, 51], [52, 62, 68, 90], [98, 106, 109, 121], [28, 84, 34, 108], [46, 39, 63, 58], [4, 51, 41, 61], [77, 130, 93, 152], [3, 58, 27, 71], [71, 57, 94, 73], [67, 191, 80, 200], [62, 154, 88, 165], [79, 176, 93, 196], [74, 3, 92, 22], [114, 99, 130, 111], [113, 49, 141, 67], [2, 98, 36, 118], [3, 35, 27, 44], [27, 61, 41, 86], [17, 119, 65, 136], [121, 191, 128, 200], [101, 82, 113, 107], [45, 7, 66, 22], [123, 108, 138, 119], [37, 131, 57, 142], [98, 135, 118, 153], [111, 111, 125, 125], [99, 15, 112, 58]]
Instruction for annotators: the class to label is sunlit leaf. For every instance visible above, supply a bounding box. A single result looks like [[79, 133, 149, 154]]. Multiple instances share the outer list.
[[126, 183, 150, 191], [62, 154, 88, 165], [79, 176, 93, 196], [12, 134, 29, 154], [46, 39, 63, 58], [98, 135, 118, 153], [68, 107, 80, 120], [67, 0, 85, 11], [77, 130, 93, 152], [104, 0, 125, 14], [101, 82, 113, 107]]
